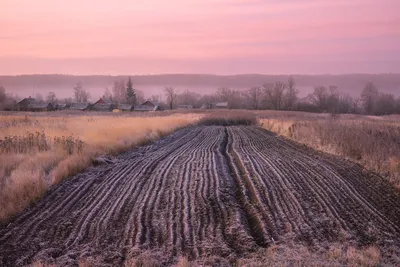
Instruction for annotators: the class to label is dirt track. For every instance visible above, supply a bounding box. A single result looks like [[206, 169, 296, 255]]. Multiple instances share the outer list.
[[1, 126, 400, 266]]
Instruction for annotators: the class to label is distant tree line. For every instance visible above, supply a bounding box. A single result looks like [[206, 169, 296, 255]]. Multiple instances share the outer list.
[[170, 77, 400, 115], [1, 76, 400, 115]]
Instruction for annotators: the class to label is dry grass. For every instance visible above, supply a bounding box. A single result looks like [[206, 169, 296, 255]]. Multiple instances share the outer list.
[[175, 257, 190, 267], [28, 244, 395, 267], [260, 112, 400, 187], [0, 113, 199, 223], [121, 245, 390, 267], [236, 244, 384, 267]]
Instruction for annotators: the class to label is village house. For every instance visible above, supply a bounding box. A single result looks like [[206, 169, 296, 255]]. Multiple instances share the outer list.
[[17, 97, 37, 111], [68, 102, 91, 111], [201, 102, 229, 109], [27, 103, 55, 112], [55, 103, 70, 110], [92, 98, 114, 111], [117, 104, 134, 112], [135, 101, 161, 111]]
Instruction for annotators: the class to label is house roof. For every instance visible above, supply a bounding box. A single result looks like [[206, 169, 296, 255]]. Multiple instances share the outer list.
[[56, 104, 68, 109], [18, 97, 37, 105], [69, 102, 91, 110], [118, 104, 134, 110], [93, 103, 113, 110], [94, 98, 113, 105], [140, 100, 160, 107]]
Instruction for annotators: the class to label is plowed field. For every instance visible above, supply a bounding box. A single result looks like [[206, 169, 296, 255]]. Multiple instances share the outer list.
[[1, 126, 399, 266]]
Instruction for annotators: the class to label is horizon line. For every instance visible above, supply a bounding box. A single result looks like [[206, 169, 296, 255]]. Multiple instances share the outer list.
[[2, 72, 400, 77]]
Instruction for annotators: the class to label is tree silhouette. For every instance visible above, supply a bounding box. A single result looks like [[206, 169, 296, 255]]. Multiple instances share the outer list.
[[126, 77, 136, 105]]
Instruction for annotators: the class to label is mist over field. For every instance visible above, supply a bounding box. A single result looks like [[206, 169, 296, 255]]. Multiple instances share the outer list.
[[1, 74, 400, 101]]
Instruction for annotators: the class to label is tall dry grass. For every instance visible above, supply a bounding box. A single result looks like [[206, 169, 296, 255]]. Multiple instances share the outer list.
[[261, 113, 400, 187], [31, 244, 395, 267], [0, 113, 198, 223], [236, 244, 386, 267]]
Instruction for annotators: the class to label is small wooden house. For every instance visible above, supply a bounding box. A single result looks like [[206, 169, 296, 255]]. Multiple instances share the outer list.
[[68, 102, 91, 111], [27, 103, 54, 112], [17, 97, 37, 111], [55, 103, 70, 110], [117, 104, 134, 112], [92, 98, 114, 112], [135, 101, 161, 111]]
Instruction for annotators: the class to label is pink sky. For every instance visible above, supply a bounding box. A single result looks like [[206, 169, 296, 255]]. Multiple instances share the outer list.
[[1, 0, 399, 75]]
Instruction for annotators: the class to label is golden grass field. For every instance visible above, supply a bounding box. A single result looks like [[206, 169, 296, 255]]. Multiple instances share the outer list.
[[0, 112, 199, 222]]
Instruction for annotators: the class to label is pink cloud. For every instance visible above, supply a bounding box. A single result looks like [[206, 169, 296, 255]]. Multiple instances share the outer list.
[[0, 0, 399, 74]]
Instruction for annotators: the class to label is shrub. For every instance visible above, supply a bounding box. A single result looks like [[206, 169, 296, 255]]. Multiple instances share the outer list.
[[198, 111, 258, 126]]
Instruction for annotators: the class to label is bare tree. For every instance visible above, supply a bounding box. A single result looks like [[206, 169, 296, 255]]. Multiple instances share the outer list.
[[216, 87, 231, 102], [46, 92, 57, 104], [35, 93, 44, 103], [263, 82, 286, 110], [361, 82, 379, 114], [60, 97, 74, 104], [177, 90, 201, 106], [73, 82, 90, 103], [112, 80, 126, 104], [200, 93, 218, 107], [180, 89, 191, 105], [136, 90, 145, 104], [74, 82, 82, 102], [336, 92, 356, 114], [309, 86, 329, 111], [396, 97, 400, 114], [284, 76, 298, 110], [216, 87, 241, 109], [244, 87, 262, 110], [149, 94, 162, 103], [326, 86, 340, 113], [374, 93, 396, 115], [103, 88, 113, 102], [164, 87, 178, 110]]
